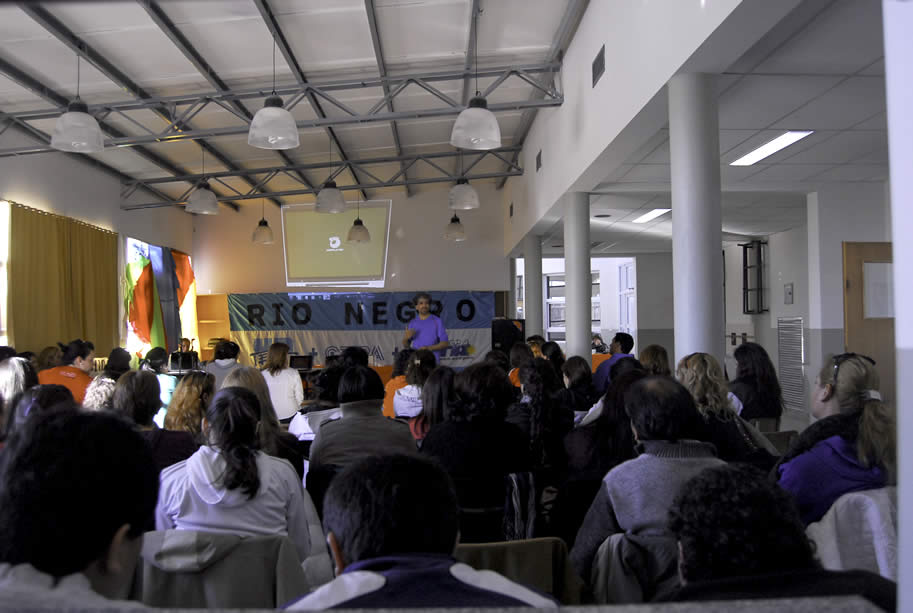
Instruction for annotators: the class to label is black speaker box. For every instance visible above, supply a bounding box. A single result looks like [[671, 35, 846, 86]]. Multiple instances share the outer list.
[[491, 318, 525, 353]]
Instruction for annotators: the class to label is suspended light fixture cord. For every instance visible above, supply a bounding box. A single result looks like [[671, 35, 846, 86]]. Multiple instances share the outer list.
[[474, 6, 480, 98], [272, 40, 277, 95], [76, 54, 80, 101]]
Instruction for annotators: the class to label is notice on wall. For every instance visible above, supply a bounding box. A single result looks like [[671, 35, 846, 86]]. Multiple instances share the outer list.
[[863, 262, 894, 319]]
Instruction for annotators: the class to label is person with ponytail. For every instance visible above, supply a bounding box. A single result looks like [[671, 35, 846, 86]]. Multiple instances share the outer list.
[[776, 353, 895, 525], [393, 349, 437, 418], [155, 386, 326, 567], [37, 339, 95, 403]]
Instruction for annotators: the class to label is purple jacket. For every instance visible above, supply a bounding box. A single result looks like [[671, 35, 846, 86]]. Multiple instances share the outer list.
[[777, 434, 886, 525], [593, 353, 633, 396], [284, 553, 556, 609]]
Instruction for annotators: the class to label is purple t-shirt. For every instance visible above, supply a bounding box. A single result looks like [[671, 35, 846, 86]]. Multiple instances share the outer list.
[[408, 314, 448, 360]]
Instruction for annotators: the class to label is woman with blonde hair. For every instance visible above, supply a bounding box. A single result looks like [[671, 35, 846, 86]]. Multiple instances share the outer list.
[[777, 353, 894, 525], [676, 352, 774, 469], [165, 371, 215, 442], [224, 366, 305, 479], [260, 342, 304, 423]]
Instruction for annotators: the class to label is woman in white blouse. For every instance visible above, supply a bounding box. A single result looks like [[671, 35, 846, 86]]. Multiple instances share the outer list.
[[261, 342, 304, 422]]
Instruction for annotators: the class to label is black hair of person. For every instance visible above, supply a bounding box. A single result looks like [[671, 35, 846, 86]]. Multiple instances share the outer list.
[[541, 341, 565, 374], [392, 348, 416, 378], [405, 349, 437, 386], [341, 346, 369, 368], [323, 454, 459, 564], [112, 370, 161, 427], [526, 335, 546, 345], [0, 357, 38, 418], [483, 349, 510, 373], [142, 347, 168, 372], [103, 348, 132, 380], [337, 365, 385, 403], [733, 342, 784, 417], [509, 342, 535, 369], [0, 346, 17, 362], [4, 384, 76, 440], [669, 464, 817, 583], [609, 356, 644, 382], [420, 366, 456, 426], [595, 368, 646, 464], [0, 408, 159, 577], [449, 362, 515, 422], [213, 340, 240, 360], [561, 355, 592, 389], [612, 332, 634, 354], [57, 339, 94, 366], [412, 292, 432, 306], [624, 376, 701, 441], [205, 386, 262, 499]]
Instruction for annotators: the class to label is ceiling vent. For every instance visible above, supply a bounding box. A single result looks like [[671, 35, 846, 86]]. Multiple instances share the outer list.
[[592, 44, 605, 88], [536, 150, 542, 171]]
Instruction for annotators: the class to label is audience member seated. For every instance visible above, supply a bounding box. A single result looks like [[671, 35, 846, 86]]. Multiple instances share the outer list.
[[558, 367, 644, 548], [83, 347, 132, 411], [484, 349, 511, 373], [169, 337, 200, 371], [591, 334, 609, 355], [37, 339, 95, 404], [340, 345, 370, 369], [224, 367, 305, 479], [676, 352, 775, 470], [394, 349, 437, 418], [0, 409, 158, 608], [164, 371, 215, 443], [569, 376, 725, 597], [410, 365, 455, 444], [592, 333, 635, 396], [383, 348, 413, 417], [36, 345, 62, 372], [577, 357, 643, 426], [777, 353, 894, 525], [0, 345, 16, 362], [288, 364, 345, 441], [0, 356, 38, 433], [553, 356, 599, 419], [309, 366, 415, 469], [508, 342, 535, 387], [16, 350, 38, 373], [142, 347, 177, 414], [729, 342, 785, 425], [114, 370, 197, 474], [658, 464, 895, 611], [527, 335, 545, 360], [3, 385, 76, 442], [638, 344, 671, 377], [286, 454, 557, 610], [156, 387, 325, 569], [541, 341, 565, 375], [422, 362, 531, 543], [260, 342, 304, 423], [204, 340, 242, 390]]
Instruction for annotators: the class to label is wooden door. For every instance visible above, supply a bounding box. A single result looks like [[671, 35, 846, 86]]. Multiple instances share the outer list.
[[843, 242, 894, 404]]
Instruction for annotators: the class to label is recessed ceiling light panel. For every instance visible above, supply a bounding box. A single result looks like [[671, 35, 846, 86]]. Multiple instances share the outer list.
[[632, 208, 671, 224], [729, 131, 814, 166]]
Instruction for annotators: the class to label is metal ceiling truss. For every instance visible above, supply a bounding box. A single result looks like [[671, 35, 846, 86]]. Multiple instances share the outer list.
[[122, 147, 523, 209], [451, 0, 481, 180], [253, 0, 368, 200], [364, 0, 411, 197], [18, 2, 277, 209], [496, 0, 587, 189], [0, 63, 561, 157]]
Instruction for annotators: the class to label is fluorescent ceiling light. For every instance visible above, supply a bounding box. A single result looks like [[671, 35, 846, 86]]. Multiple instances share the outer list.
[[632, 208, 671, 224], [729, 131, 814, 166]]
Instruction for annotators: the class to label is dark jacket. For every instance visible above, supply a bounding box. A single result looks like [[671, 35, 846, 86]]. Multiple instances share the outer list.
[[140, 428, 198, 473], [308, 399, 415, 468], [729, 378, 783, 422]]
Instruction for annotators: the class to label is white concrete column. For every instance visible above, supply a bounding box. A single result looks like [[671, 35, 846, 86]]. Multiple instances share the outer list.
[[883, 1, 912, 609], [669, 73, 724, 365], [507, 257, 517, 319], [564, 192, 592, 363], [522, 233, 543, 338]]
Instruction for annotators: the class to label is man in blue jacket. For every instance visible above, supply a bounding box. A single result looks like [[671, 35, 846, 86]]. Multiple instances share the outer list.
[[285, 454, 556, 609]]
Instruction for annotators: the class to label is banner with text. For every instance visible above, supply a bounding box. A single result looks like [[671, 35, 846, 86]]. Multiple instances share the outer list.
[[227, 291, 494, 368]]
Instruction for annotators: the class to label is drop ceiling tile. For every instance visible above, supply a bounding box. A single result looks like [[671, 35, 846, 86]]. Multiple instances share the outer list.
[[776, 130, 888, 165], [617, 164, 670, 183], [742, 164, 833, 183], [811, 164, 888, 182], [771, 77, 886, 131], [718, 75, 842, 129]]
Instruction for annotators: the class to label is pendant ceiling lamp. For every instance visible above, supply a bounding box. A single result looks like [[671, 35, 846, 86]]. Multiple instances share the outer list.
[[51, 55, 103, 153], [249, 42, 299, 150], [316, 141, 347, 213], [450, 6, 501, 150], [251, 199, 274, 244], [443, 214, 466, 241], [347, 197, 370, 243], [449, 152, 480, 209], [185, 148, 219, 215]]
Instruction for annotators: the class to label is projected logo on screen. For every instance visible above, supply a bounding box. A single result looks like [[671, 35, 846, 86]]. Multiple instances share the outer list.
[[327, 236, 343, 252]]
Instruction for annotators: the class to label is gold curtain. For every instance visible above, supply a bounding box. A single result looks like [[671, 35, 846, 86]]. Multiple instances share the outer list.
[[9, 205, 118, 356]]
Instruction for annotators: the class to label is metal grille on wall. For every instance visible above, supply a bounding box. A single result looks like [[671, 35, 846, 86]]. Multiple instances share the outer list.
[[777, 317, 806, 411]]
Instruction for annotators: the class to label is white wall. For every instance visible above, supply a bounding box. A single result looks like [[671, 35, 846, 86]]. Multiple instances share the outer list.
[[0, 135, 192, 253], [192, 184, 508, 294], [634, 252, 674, 358]]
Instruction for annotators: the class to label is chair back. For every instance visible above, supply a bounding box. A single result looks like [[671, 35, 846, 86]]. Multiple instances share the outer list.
[[763, 430, 799, 456], [807, 486, 898, 580], [305, 463, 342, 520], [454, 536, 582, 604], [131, 530, 309, 608]]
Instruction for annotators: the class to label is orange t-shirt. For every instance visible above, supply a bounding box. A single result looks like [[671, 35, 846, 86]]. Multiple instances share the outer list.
[[38, 365, 93, 404], [508, 368, 521, 388], [383, 375, 408, 418]]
